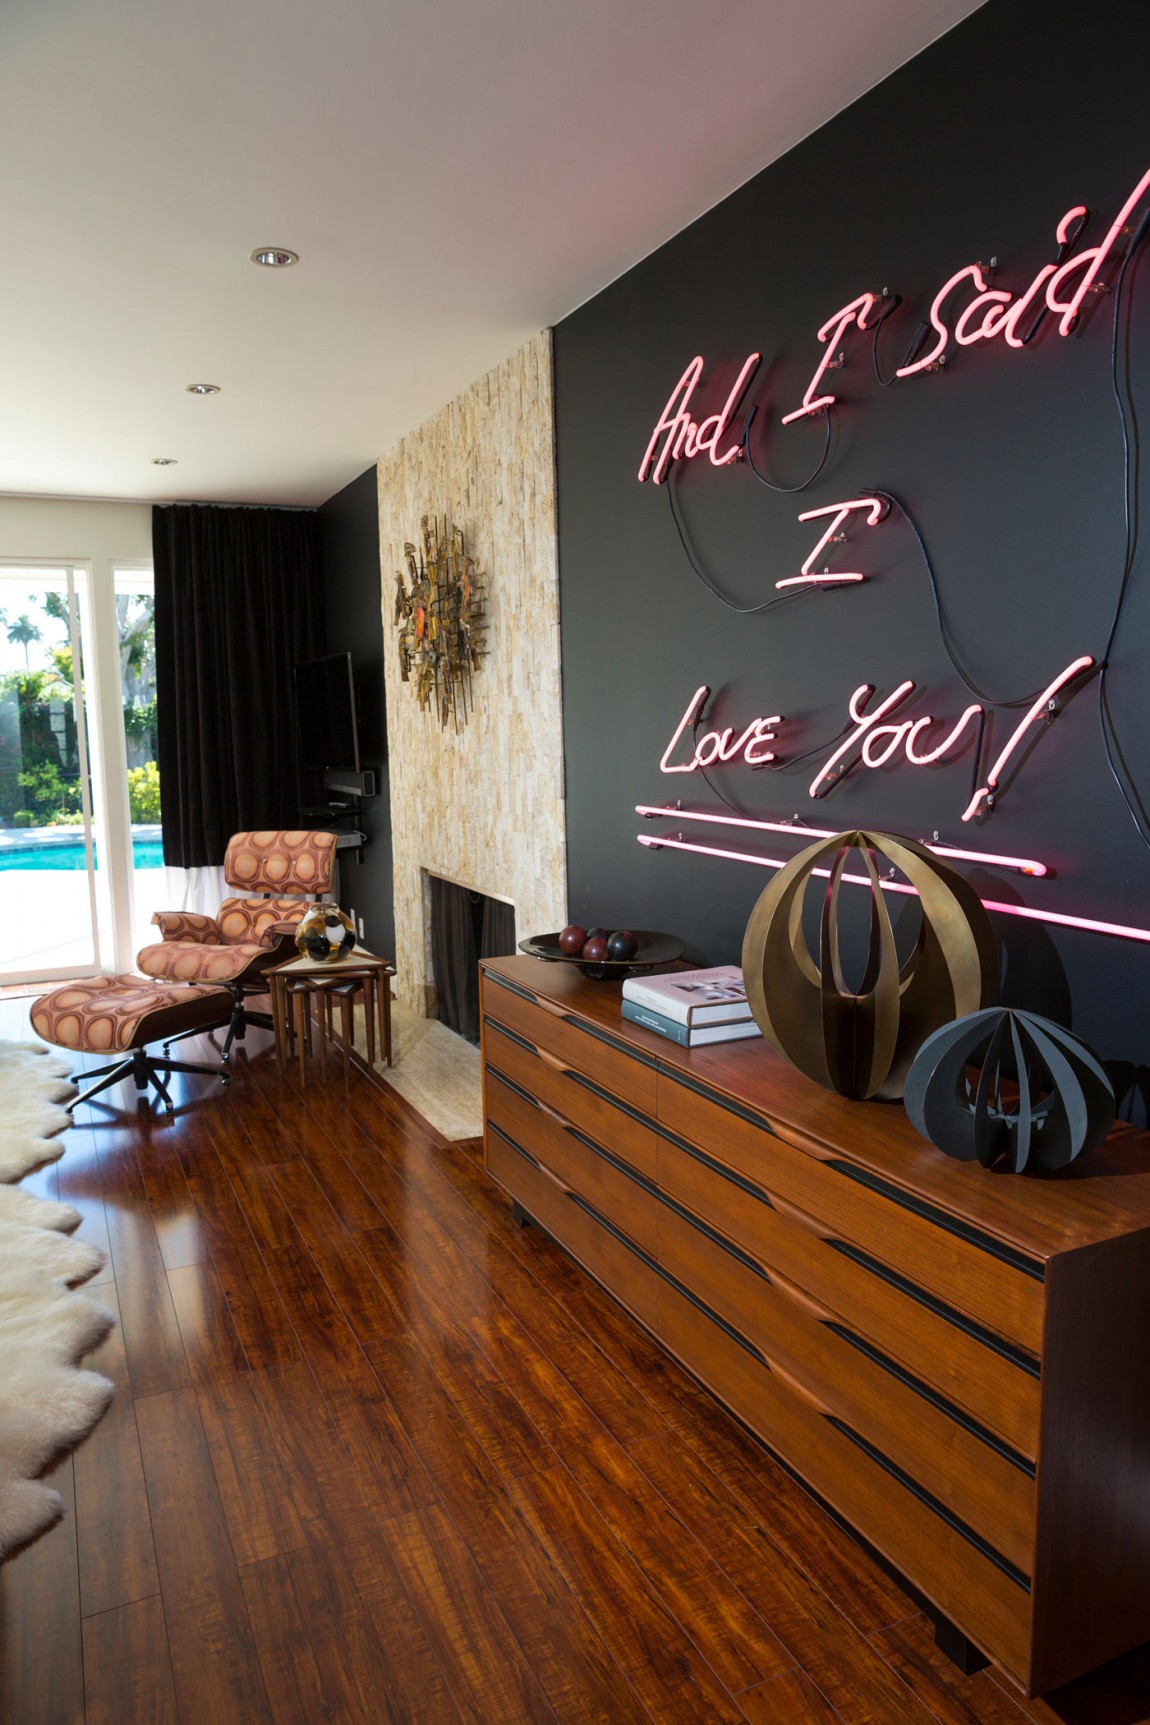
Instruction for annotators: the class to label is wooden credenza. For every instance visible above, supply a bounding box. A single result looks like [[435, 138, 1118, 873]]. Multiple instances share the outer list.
[[479, 955, 1150, 1699]]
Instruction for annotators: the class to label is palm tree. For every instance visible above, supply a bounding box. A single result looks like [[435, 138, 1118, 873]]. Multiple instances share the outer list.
[[7, 613, 41, 668]]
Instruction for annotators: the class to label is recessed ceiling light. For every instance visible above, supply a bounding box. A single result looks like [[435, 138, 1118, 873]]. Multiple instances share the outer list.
[[185, 383, 220, 395], [152, 457, 178, 465], [250, 247, 298, 268]]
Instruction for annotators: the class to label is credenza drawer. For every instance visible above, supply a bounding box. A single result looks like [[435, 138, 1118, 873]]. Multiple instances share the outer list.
[[484, 1017, 658, 1181], [483, 970, 659, 1117], [658, 1069, 1045, 1355], [658, 1201, 1035, 1575], [485, 1067, 658, 1256], [658, 1136, 1040, 1458], [485, 1122, 660, 1332], [657, 1282, 1032, 1684]]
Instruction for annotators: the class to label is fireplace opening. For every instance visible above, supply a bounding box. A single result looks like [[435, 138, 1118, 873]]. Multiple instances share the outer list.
[[429, 875, 516, 1042]]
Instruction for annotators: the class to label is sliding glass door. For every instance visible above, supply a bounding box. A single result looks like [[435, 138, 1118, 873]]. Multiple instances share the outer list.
[[0, 560, 159, 985], [0, 565, 104, 980]]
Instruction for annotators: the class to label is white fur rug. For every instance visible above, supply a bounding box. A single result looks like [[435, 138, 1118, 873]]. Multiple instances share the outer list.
[[0, 1038, 115, 1561]]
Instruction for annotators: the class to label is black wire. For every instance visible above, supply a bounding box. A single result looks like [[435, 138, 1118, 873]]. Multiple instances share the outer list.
[[741, 401, 832, 492], [865, 488, 1054, 709], [665, 460, 817, 616], [870, 293, 904, 387]]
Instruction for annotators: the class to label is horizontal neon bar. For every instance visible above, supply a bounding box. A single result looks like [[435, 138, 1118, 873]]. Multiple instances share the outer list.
[[634, 805, 1048, 877], [635, 833, 1150, 945]]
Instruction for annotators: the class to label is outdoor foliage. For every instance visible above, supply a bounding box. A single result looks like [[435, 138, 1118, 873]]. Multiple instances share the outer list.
[[127, 761, 161, 823], [0, 590, 160, 828]]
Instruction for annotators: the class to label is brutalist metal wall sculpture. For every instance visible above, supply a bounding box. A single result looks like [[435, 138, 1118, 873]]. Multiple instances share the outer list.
[[394, 515, 486, 730], [904, 1006, 1115, 1172], [741, 830, 998, 1101]]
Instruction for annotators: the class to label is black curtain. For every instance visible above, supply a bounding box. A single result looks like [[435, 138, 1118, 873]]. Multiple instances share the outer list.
[[153, 504, 322, 867]]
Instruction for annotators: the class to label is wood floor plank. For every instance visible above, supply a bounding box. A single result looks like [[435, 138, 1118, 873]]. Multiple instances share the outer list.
[[357, 1226, 555, 1481], [134, 1387, 273, 1723], [174, 1139, 303, 1371], [97, 1195, 190, 1400], [282, 1527, 463, 1725], [71, 1283, 161, 1618], [739, 1667, 847, 1724], [382, 1499, 558, 1723], [130, 1113, 206, 1270], [461, 1294, 792, 1694], [239, 1551, 352, 1725], [323, 1379, 442, 1522], [266, 1159, 403, 1345], [197, 1371, 309, 1566], [510, 1462, 748, 1724], [81, 1595, 178, 1725], [369, 1332, 652, 1725], [51, 1118, 115, 1283], [628, 1435, 940, 1725], [0, 1457, 83, 1725], [260, 1232, 375, 1390], [512, 1216, 916, 1634]]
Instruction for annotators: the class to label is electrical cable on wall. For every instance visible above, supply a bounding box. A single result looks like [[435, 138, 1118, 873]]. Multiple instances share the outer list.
[[665, 461, 818, 616], [740, 401, 832, 492]]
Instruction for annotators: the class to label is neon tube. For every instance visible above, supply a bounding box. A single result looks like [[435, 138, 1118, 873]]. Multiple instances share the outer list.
[[962, 655, 1095, 822], [634, 805, 1048, 876], [777, 496, 886, 590], [636, 834, 1150, 943], [1046, 169, 1150, 335], [780, 293, 876, 424]]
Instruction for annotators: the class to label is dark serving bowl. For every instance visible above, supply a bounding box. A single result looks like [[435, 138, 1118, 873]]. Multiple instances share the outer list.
[[518, 930, 685, 980]]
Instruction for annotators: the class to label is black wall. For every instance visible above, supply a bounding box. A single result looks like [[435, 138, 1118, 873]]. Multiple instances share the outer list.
[[317, 466, 395, 963], [554, 0, 1150, 1104]]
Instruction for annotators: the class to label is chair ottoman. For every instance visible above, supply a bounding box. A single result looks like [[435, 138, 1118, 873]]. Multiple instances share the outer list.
[[30, 976, 233, 1112]]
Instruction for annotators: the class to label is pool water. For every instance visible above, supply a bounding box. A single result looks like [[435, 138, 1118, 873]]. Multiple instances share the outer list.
[[0, 840, 165, 871]]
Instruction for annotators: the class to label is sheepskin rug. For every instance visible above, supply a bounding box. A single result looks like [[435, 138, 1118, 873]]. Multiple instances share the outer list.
[[0, 1037, 115, 1560]]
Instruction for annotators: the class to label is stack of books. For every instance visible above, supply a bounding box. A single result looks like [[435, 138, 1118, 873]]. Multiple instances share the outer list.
[[621, 965, 762, 1047]]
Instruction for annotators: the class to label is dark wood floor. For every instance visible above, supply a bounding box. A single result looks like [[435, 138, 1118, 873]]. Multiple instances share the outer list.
[[3, 1018, 1149, 1725]]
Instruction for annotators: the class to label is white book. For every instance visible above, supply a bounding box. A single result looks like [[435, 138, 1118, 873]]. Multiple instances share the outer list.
[[622, 964, 752, 1027]]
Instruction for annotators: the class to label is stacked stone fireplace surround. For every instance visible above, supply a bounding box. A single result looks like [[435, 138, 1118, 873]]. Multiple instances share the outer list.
[[376, 333, 567, 1018]]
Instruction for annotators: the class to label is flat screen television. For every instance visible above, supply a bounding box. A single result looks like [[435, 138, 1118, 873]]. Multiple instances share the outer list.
[[293, 652, 361, 773]]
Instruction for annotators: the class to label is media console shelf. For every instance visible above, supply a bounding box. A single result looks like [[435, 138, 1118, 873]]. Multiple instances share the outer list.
[[479, 955, 1150, 1699]]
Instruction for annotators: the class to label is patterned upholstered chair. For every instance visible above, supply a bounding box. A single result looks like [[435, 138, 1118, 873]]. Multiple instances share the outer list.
[[137, 829, 338, 1058]]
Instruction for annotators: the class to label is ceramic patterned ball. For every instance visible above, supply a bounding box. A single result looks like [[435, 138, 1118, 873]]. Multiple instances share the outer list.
[[295, 903, 356, 963]]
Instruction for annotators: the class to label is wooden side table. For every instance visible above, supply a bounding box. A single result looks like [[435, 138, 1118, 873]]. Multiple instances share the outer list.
[[267, 949, 395, 1086]]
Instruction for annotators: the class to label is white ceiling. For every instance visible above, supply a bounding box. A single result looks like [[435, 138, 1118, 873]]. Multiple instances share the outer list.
[[0, 0, 983, 508]]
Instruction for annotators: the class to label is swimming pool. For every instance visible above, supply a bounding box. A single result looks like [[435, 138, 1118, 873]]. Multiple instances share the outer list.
[[0, 836, 164, 871]]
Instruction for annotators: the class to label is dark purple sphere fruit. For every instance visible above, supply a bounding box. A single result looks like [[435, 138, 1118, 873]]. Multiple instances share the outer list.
[[558, 925, 586, 955], [581, 937, 609, 963], [586, 926, 607, 942], [607, 929, 638, 962]]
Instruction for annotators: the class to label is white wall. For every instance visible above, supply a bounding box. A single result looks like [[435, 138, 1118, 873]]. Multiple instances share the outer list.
[[0, 495, 152, 565]]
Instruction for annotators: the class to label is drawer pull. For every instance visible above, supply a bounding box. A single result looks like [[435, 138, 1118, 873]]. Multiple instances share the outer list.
[[537, 1046, 572, 1076]]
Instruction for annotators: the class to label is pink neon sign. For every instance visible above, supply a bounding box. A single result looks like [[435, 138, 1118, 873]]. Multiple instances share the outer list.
[[780, 293, 877, 424], [637, 168, 1150, 461], [657, 657, 1088, 820], [634, 805, 1048, 876], [962, 656, 1095, 822], [660, 686, 782, 774], [636, 834, 1150, 946], [638, 353, 760, 485], [777, 496, 888, 589]]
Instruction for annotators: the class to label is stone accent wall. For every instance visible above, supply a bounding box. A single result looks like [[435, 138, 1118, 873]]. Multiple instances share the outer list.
[[377, 332, 567, 1013]]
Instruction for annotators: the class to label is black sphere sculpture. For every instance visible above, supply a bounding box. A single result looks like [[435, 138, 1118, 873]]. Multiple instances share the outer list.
[[904, 1007, 1115, 1173]]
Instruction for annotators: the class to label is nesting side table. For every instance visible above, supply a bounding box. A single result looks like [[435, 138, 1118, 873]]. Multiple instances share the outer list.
[[267, 949, 395, 1086]]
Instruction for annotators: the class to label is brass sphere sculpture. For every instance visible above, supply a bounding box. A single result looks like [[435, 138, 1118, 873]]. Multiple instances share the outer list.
[[741, 830, 998, 1101]]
